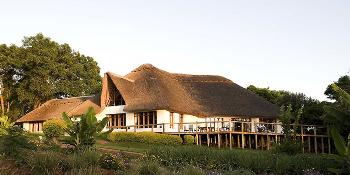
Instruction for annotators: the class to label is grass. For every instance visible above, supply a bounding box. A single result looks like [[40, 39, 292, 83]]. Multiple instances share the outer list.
[[95, 141, 152, 153]]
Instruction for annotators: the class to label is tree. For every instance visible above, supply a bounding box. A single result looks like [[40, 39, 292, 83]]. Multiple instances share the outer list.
[[62, 107, 111, 149], [325, 75, 350, 100], [0, 115, 14, 135], [0, 34, 101, 120], [247, 85, 325, 125]]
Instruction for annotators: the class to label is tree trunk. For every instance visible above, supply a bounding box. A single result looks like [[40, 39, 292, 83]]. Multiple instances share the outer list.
[[0, 95, 4, 116]]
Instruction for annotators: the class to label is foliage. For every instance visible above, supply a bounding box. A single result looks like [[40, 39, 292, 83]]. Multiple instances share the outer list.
[[181, 166, 205, 175], [223, 168, 255, 175], [137, 161, 161, 175], [325, 75, 350, 100], [271, 141, 302, 155], [43, 119, 66, 140], [0, 115, 14, 135], [25, 148, 103, 175], [62, 107, 111, 149], [274, 105, 303, 155], [183, 135, 195, 145], [98, 153, 124, 171], [247, 85, 325, 125], [25, 150, 63, 175], [108, 132, 183, 145], [0, 33, 101, 121], [323, 84, 350, 135], [325, 84, 350, 174], [0, 126, 36, 158], [145, 145, 342, 174]]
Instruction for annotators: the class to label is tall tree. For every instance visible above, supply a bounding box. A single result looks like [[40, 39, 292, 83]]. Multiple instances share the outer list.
[[247, 85, 325, 125], [325, 75, 350, 100], [0, 33, 101, 120]]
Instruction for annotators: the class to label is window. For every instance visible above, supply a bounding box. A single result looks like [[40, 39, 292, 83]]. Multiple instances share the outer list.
[[28, 122, 43, 132], [170, 112, 174, 128], [107, 113, 126, 129], [134, 111, 157, 128], [107, 77, 126, 106]]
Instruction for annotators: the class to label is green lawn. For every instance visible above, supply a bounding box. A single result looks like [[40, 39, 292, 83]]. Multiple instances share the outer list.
[[95, 141, 152, 153]]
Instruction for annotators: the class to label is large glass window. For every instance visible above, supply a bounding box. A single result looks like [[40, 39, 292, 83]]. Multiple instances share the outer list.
[[107, 113, 126, 129], [134, 111, 157, 128], [29, 122, 43, 132]]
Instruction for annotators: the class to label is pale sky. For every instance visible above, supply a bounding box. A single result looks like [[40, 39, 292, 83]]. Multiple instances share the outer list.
[[1, 0, 349, 101]]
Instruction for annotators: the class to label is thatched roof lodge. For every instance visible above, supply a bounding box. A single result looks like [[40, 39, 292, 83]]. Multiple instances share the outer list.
[[103, 64, 278, 118], [17, 63, 279, 133]]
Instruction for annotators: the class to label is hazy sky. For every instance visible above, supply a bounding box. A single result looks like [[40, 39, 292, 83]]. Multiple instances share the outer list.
[[1, 0, 349, 101]]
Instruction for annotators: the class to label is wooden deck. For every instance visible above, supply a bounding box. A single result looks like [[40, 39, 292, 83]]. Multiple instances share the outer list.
[[108, 121, 331, 154]]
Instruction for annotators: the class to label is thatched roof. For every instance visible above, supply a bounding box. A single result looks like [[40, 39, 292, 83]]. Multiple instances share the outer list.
[[16, 95, 101, 123], [105, 64, 279, 118]]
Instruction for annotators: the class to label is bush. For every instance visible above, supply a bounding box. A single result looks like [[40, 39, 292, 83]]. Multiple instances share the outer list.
[[0, 126, 36, 158], [108, 132, 182, 145], [25, 150, 63, 175], [145, 145, 344, 174], [68, 149, 101, 169], [137, 161, 160, 175], [98, 153, 124, 170], [43, 119, 66, 139], [183, 135, 195, 145], [181, 166, 205, 175], [271, 141, 302, 155], [223, 168, 255, 175]]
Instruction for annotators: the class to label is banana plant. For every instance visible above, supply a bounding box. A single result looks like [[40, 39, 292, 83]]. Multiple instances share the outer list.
[[0, 115, 15, 135], [62, 107, 112, 148], [325, 84, 350, 174]]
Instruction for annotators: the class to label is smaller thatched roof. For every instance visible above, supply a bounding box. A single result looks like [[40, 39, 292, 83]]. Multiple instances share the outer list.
[[16, 95, 101, 123]]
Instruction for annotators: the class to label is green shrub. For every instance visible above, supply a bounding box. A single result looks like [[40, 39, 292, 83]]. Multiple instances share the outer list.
[[25, 150, 63, 175], [68, 149, 101, 169], [0, 126, 36, 158], [223, 168, 255, 175], [271, 141, 302, 155], [43, 119, 66, 139], [65, 167, 103, 175], [109, 132, 182, 145], [145, 145, 344, 174], [183, 135, 195, 145], [181, 166, 205, 175], [98, 153, 124, 170], [137, 161, 160, 175]]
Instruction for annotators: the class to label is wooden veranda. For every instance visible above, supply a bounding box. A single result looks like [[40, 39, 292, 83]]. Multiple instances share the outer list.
[[108, 121, 331, 154]]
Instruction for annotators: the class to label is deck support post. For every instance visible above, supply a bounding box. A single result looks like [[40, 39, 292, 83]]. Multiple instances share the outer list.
[[314, 128, 318, 154], [301, 125, 304, 153], [248, 135, 252, 149], [328, 137, 331, 154], [237, 135, 240, 148], [207, 134, 210, 147], [241, 123, 245, 149], [267, 134, 270, 150], [218, 134, 221, 148], [308, 136, 311, 153], [321, 137, 324, 153], [229, 133, 232, 149]]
